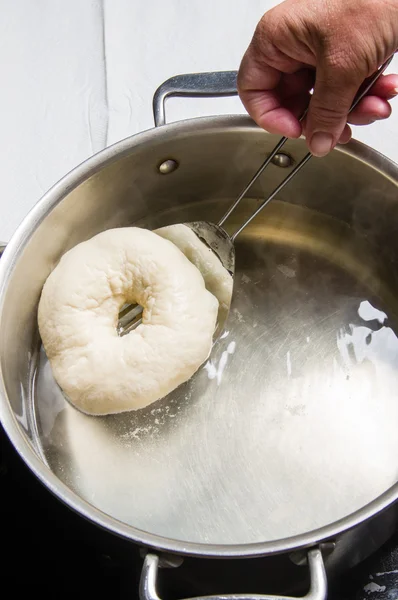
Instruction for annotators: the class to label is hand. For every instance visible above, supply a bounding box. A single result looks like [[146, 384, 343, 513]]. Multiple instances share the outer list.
[[238, 0, 398, 156]]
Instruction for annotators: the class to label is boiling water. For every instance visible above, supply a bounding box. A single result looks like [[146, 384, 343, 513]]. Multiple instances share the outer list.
[[33, 200, 398, 545]]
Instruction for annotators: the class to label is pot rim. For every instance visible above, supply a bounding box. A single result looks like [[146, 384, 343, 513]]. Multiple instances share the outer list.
[[1, 114, 398, 559]]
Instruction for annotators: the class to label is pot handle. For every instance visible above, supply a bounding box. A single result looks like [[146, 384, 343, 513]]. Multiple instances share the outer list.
[[153, 71, 238, 127], [139, 548, 327, 600]]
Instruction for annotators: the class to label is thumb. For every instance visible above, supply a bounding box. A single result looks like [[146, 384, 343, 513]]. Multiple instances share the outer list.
[[305, 59, 364, 157]]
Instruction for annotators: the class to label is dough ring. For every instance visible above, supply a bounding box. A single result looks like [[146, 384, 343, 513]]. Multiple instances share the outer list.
[[154, 224, 233, 317], [38, 227, 218, 415]]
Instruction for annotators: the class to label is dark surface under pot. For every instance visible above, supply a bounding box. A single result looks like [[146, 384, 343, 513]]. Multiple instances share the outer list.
[[1, 423, 397, 600]]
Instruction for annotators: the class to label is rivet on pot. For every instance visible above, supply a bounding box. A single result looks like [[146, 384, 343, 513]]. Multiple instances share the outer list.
[[158, 159, 179, 174], [271, 153, 293, 168], [289, 550, 308, 566]]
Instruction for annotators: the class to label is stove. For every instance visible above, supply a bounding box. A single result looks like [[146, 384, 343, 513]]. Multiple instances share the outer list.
[[1, 423, 397, 600]]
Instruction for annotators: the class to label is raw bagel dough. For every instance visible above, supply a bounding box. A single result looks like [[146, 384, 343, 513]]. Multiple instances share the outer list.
[[154, 224, 233, 314], [38, 227, 218, 415]]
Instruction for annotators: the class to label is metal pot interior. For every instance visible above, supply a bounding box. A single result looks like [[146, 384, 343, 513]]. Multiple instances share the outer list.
[[1, 116, 398, 552]]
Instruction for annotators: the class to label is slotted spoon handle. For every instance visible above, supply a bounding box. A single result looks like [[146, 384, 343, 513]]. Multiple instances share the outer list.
[[226, 55, 395, 241]]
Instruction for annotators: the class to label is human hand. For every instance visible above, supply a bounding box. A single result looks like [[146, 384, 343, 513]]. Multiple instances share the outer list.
[[238, 0, 398, 156]]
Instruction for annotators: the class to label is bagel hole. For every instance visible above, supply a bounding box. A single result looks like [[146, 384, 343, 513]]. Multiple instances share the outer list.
[[117, 303, 143, 336]]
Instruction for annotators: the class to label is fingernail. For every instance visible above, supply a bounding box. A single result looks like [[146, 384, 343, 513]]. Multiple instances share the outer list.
[[310, 132, 334, 157]]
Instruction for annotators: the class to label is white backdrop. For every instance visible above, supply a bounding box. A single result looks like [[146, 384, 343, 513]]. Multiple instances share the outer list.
[[0, 0, 397, 242]]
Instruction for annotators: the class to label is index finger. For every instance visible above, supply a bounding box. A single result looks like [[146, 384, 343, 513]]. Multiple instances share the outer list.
[[238, 54, 304, 138]]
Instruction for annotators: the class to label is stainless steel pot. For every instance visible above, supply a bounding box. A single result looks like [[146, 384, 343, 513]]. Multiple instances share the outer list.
[[1, 72, 398, 600]]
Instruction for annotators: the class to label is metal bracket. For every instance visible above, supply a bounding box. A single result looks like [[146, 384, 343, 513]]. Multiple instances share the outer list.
[[139, 548, 328, 600]]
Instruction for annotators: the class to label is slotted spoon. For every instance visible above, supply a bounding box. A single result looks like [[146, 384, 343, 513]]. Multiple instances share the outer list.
[[119, 56, 393, 337]]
